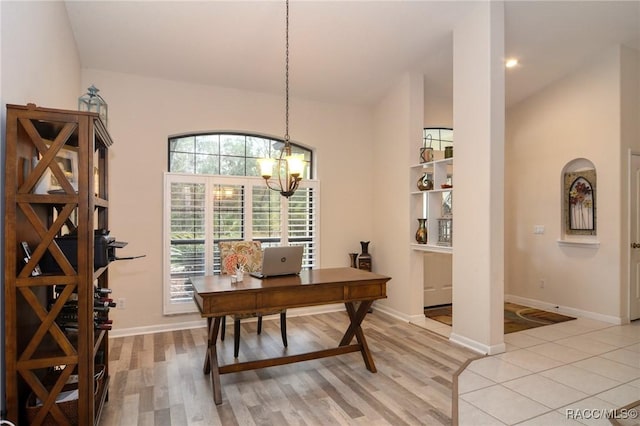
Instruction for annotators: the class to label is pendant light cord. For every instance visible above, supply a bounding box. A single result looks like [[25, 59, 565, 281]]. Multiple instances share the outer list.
[[284, 0, 290, 145]]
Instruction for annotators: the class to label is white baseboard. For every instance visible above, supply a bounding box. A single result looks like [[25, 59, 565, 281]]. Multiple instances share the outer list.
[[109, 319, 207, 338], [505, 294, 624, 325], [109, 304, 346, 338], [449, 332, 505, 355], [372, 303, 415, 323]]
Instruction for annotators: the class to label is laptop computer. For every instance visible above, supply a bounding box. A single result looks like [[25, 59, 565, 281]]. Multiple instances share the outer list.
[[250, 246, 303, 278]]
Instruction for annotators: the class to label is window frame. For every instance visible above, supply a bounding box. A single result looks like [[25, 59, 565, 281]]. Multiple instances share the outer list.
[[168, 132, 313, 179], [163, 132, 318, 315]]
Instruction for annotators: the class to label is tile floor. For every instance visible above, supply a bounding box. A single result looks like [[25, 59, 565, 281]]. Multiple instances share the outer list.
[[415, 316, 640, 425]]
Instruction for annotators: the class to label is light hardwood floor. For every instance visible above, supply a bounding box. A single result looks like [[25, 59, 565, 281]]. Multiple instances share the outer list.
[[99, 311, 479, 425]]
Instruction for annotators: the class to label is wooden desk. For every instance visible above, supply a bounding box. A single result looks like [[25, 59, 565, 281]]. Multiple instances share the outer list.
[[191, 267, 390, 404]]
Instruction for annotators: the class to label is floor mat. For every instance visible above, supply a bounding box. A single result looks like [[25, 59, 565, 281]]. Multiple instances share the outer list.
[[424, 302, 576, 334]]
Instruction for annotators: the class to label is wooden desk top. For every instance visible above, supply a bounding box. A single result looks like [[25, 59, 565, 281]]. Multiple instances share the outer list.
[[191, 267, 390, 317]]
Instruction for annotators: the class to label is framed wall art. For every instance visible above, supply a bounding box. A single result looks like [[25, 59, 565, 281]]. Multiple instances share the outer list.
[[564, 168, 596, 235]]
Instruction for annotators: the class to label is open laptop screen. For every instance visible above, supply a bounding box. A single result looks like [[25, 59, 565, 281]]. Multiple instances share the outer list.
[[250, 246, 303, 278]]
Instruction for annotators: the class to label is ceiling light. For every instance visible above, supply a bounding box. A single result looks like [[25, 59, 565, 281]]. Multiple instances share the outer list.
[[505, 58, 519, 68], [258, 0, 302, 198]]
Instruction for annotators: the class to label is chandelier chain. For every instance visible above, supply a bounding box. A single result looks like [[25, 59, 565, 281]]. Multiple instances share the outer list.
[[285, 0, 290, 143]]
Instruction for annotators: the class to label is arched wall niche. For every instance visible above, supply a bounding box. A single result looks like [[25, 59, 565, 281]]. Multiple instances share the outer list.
[[560, 158, 598, 245]]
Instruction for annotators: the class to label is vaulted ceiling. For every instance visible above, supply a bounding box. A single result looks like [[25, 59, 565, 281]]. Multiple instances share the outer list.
[[65, 1, 639, 108]]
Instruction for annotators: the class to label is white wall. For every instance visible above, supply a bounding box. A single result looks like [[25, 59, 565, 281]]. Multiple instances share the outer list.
[[424, 93, 453, 128], [80, 68, 375, 331], [371, 72, 424, 320], [505, 46, 632, 322], [1, 0, 81, 413], [1, 1, 80, 109], [620, 45, 640, 318]]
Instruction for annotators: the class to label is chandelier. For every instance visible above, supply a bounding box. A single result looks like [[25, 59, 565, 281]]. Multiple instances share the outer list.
[[258, 0, 304, 198]]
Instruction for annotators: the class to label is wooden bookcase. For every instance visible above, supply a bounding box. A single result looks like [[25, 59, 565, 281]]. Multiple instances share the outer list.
[[4, 104, 112, 425]]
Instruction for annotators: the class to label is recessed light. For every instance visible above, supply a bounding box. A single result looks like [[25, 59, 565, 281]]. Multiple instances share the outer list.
[[505, 58, 519, 68]]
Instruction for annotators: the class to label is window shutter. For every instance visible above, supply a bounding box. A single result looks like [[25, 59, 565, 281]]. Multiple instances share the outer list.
[[288, 187, 317, 269], [212, 184, 245, 273], [252, 185, 282, 246], [168, 181, 206, 306]]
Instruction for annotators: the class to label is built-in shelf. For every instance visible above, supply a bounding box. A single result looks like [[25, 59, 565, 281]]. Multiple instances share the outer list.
[[411, 243, 452, 254], [410, 156, 453, 251], [556, 239, 600, 248]]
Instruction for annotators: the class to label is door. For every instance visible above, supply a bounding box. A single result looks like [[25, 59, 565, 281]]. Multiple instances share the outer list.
[[423, 252, 453, 307], [630, 154, 640, 320]]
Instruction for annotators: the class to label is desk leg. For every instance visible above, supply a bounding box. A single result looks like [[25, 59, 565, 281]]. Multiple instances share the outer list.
[[340, 301, 376, 372], [203, 317, 223, 404]]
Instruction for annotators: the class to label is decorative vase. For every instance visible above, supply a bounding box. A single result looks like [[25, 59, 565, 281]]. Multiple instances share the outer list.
[[349, 252, 358, 268], [415, 219, 428, 244], [358, 241, 372, 271], [420, 146, 434, 163], [417, 172, 434, 191]]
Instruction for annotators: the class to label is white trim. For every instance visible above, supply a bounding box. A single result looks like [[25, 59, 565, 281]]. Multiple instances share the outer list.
[[505, 294, 624, 325], [109, 304, 345, 338], [556, 239, 600, 248], [628, 150, 640, 322], [449, 332, 505, 355], [373, 303, 415, 323], [109, 319, 207, 338]]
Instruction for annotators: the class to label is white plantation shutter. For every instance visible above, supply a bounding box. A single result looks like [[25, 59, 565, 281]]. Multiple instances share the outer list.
[[165, 178, 208, 313], [252, 185, 282, 245], [164, 174, 319, 314], [212, 183, 245, 273], [288, 187, 317, 269]]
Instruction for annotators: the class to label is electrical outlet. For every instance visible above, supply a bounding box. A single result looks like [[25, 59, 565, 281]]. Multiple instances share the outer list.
[[117, 298, 126, 309], [534, 225, 545, 234], [539, 279, 545, 289]]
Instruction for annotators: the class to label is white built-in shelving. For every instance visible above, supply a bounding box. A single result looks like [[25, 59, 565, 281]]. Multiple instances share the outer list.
[[410, 157, 453, 253]]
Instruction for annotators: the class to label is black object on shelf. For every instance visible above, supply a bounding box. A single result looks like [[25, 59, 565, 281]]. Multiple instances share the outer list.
[[40, 231, 127, 272]]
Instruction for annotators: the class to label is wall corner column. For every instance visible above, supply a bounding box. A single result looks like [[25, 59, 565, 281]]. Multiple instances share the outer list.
[[450, 1, 506, 354]]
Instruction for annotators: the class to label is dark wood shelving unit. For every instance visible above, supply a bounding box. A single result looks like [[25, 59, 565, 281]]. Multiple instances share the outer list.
[[4, 103, 113, 425]]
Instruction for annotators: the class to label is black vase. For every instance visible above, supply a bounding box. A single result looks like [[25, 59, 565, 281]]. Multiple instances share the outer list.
[[348, 252, 358, 268], [358, 241, 372, 271]]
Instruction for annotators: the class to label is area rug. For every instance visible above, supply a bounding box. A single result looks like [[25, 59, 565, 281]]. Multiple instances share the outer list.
[[424, 302, 576, 334]]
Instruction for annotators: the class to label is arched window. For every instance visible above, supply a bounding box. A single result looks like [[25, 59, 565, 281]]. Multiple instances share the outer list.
[[168, 133, 312, 178], [163, 132, 318, 314]]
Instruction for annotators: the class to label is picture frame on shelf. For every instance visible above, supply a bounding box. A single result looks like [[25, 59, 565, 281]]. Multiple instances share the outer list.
[[34, 145, 79, 194]]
